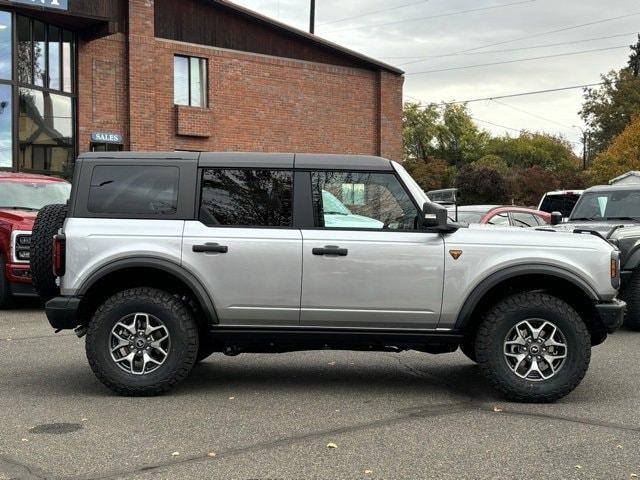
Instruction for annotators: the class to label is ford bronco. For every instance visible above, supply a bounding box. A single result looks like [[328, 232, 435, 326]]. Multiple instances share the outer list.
[[32, 152, 625, 402]]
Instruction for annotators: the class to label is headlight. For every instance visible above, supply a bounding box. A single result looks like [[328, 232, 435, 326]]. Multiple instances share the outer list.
[[14, 233, 32, 263]]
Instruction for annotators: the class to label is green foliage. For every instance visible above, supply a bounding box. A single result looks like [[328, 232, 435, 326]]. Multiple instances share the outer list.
[[629, 34, 640, 77], [472, 154, 508, 175], [434, 104, 489, 166], [580, 68, 640, 157], [402, 103, 439, 162], [485, 132, 580, 172]]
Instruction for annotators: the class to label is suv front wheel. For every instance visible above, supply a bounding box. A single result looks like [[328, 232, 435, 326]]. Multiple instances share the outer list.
[[475, 292, 591, 403], [86, 288, 199, 396]]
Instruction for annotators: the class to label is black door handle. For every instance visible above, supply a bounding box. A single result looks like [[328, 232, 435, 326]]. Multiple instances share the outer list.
[[312, 246, 348, 256], [193, 243, 229, 254]]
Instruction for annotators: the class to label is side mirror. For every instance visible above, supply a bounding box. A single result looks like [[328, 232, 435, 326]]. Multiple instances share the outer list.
[[550, 211, 563, 226], [423, 202, 449, 229]]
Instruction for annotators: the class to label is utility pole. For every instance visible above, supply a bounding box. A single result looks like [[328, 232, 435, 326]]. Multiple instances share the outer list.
[[582, 131, 588, 170], [310, 0, 315, 34]]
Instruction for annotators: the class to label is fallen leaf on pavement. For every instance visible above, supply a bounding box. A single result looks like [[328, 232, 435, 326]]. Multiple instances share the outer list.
[[327, 442, 338, 449], [171, 452, 180, 457], [493, 406, 503, 413], [228, 397, 235, 400], [575, 465, 582, 470], [364, 469, 373, 475], [630, 474, 637, 479]]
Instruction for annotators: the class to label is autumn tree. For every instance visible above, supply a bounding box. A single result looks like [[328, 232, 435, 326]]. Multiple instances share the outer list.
[[435, 104, 488, 166], [455, 165, 507, 204], [580, 38, 640, 157], [587, 116, 640, 185]]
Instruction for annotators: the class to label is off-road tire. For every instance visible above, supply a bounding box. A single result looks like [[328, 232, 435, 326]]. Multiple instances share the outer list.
[[459, 342, 477, 363], [196, 340, 217, 363], [86, 288, 199, 396], [31, 204, 67, 302], [475, 292, 591, 403], [0, 255, 13, 309], [621, 270, 640, 331]]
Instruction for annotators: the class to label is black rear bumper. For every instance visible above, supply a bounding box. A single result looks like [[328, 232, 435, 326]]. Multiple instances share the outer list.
[[596, 299, 626, 333], [45, 296, 81, 330]]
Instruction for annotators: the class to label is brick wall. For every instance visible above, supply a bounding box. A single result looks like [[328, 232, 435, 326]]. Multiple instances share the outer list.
[[77, 0, 404, 161]]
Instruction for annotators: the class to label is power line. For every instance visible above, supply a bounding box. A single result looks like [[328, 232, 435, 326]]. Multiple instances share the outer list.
[[406, 45, 629, 75], [438, 12, 640, 58], [394, 31, 639, 65], [325, 0, 536, 34], [318, 0, 428, 26], [404, 81, 609, 106], [471, 116, 581, 144], [491, 99, 575, 129]]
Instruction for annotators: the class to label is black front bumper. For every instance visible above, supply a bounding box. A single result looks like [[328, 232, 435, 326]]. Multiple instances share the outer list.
[[45, 296, 81, 330], [596, 299, 626, 333]]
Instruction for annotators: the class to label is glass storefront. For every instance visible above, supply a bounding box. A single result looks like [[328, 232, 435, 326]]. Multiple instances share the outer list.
[[0, 8, 76, 177]]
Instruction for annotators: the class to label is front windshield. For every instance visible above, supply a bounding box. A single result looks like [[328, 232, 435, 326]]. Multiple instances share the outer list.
[[570, 190, 640, 221], [0, 181, 71, 211]]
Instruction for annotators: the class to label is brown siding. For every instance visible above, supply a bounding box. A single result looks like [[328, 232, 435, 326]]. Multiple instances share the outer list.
[[154, 0, 381, 72]]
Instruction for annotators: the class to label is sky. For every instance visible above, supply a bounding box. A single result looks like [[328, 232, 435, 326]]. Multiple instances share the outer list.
[[230, 0, 639, 150]]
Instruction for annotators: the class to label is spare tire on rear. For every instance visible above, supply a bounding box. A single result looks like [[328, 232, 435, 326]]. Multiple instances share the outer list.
[[31, 204, 68, 302]]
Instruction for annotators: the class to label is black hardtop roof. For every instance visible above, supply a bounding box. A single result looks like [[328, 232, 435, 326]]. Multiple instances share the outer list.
[[584, 184, 640, 193], [78, 152, 394, 171]]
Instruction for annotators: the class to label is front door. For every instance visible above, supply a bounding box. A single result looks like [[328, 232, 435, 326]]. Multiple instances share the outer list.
[[182, 167, 302, 326], [300, 170, 445, 329]]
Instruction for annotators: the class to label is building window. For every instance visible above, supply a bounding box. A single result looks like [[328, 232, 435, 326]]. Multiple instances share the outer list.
[[1, 9, 77, 177], [174, 55, 207, 107], [18, 88, 74, 176], [0, 11, 10, 80], [0, 84, 11, 168]]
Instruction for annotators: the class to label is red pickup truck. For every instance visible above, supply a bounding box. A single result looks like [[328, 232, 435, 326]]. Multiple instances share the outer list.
[[0, 172, 71, 308]]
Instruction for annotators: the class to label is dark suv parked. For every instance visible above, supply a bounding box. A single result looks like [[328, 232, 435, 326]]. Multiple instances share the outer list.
[[552, 184, 640, 329]]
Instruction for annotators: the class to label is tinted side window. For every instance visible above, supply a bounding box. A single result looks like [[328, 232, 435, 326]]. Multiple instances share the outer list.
[[311, 171, 418, 230], [512, 212, 537, 228], [199, 169, 293, 227], [87, 166, 179, 215]]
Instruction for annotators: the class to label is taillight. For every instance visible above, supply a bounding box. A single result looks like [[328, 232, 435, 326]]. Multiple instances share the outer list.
[[53, 234, 66, 277]]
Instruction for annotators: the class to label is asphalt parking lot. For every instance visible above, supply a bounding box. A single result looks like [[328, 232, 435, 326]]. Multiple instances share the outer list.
[[1, 305, 639, 480]]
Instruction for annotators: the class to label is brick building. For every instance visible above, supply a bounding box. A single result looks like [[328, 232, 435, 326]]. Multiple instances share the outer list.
[[0, 0, 404, 177]]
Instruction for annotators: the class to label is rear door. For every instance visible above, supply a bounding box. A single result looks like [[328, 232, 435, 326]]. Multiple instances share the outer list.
[[182, 164, 302, 326], [298, 168, 445, 329]]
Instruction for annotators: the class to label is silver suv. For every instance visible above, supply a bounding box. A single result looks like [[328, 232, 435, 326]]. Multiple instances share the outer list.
[[34, 152, 625, 402]]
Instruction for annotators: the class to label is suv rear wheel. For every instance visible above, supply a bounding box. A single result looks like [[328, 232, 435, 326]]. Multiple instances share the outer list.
[[475, 292, 590, 403], [621, 270, 640, 331], [86, 288, 199, 396]]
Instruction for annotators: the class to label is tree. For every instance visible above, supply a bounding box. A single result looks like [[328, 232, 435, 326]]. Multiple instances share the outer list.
[[629, 34, 640, 77], [587, 116, 640, 185], [455, 165, 507, 204], [580, 40, 640, 157], [402, 102, 439, 162], [404, 158, 453, 192], [435, 104, 488, 166], [473, 154, 509, 175], [485, 132, 581, 172]]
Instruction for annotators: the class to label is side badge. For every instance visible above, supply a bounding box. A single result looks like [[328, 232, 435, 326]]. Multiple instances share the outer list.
[[449, 250, 463, 260]]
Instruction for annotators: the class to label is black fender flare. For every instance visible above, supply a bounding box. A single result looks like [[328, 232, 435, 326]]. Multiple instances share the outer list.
[[454, 264, 600, 331], [622, 243, 640, 271], [77, 257, 219, 324]]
